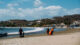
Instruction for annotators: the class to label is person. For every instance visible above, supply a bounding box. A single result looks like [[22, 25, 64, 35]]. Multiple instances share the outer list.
[[46, 28, 49, 35], [19, 28, 24, 37], [49, 27, 54, 35], [4, 32, 8, 36]]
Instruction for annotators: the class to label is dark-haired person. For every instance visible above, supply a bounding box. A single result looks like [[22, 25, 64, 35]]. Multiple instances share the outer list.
[[19, 28, 24, 37], [46, 28, 49, 35]]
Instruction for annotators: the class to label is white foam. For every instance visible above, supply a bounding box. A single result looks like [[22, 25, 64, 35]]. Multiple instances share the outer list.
[[8, 28, 44, 35]]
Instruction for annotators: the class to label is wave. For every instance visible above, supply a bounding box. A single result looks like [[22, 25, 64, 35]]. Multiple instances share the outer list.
[[8, 28, 44, 35]]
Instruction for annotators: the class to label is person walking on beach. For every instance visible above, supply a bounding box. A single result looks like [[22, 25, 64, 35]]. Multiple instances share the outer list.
[[47, 28, 49, 35], [49, 28, 54, 35], [19, 28, 24, 37]]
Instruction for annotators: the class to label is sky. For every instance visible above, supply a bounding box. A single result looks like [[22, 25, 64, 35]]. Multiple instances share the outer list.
[[0, 0, 80, 21]]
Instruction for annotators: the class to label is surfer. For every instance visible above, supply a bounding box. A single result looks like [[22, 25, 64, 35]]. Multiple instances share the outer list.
[[19, 28, 24, 37], [49, 27, 54, 35]]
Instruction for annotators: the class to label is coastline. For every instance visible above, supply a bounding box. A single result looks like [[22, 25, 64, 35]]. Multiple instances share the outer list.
[[0, 28, 80, 39], [0, 28, 80, 45]]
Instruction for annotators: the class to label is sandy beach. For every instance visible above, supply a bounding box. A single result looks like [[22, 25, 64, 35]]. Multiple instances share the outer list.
[[0, 28, 80, 45]]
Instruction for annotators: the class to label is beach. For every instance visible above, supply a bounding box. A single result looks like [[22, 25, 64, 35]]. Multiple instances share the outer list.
[[0, 28, 80, 45]]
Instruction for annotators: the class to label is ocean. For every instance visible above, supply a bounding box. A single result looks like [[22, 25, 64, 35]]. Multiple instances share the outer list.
[[0, 27, 67, 38]]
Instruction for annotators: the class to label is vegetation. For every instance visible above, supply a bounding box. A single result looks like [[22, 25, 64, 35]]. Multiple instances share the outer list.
[[0, 14, 80, 27]]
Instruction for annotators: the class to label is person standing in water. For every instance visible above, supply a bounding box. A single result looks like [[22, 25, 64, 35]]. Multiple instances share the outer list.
[[49, 28, 54, 35], [19, 28, 24, 37]]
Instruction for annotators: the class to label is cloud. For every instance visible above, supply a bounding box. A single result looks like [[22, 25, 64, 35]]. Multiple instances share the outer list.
[[67, 8, 80, 15], [45, 6, 62, 9], [7, 3, 19, 7], [0, 5, 80, 21], [34, 0, 43, 7]]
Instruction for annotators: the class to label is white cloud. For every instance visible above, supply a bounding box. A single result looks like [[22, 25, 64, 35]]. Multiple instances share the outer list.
[[34, 0, 43, 7], [7, 3, 19, 7], [18, 8, 23, 11], [45, 6, 62, 10], [67, 8, 80, 15], [0, 5, 80, 21]]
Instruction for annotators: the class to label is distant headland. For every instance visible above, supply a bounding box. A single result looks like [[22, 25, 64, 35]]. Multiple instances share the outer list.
[[0, 14, 80, 27]]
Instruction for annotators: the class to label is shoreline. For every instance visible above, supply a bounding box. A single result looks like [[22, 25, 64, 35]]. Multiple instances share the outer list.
[[0, 28, 80, 45], [0, 28, 80, 40]]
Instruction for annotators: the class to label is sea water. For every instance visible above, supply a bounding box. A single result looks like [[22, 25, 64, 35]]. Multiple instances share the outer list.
[[0, 27, 67, 38]]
